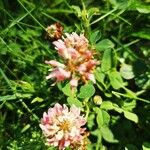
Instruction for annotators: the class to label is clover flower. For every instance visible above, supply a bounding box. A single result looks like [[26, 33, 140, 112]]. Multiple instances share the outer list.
[[39, 103, 87, 150], [45, 23, 63, 40], [46, 32, 99, 87]]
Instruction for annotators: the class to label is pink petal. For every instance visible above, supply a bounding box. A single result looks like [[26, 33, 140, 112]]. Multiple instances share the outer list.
[[53, 40, 70, 59], [53, 40, 66, 50], [56, 130, 64, 140], [54, 103, 63, 114], [68, 48, 79, 59], [78, 64, 87, 73], [46, 72, 55, 80], [84, 50, 93, 59], [62, 104, 69, 114], [42, 112, 49, 123], [77, 117, 87, 126], [70, 105, 80, 117], [53, 141, 59, 147], [46, 68, 71, 81], [45, 60, 65, 68], [58, 140, 65, 150], [56, 68, 71, 81], [69, 126, 79, 137], [86, 73, 96, 83], [64, 140, 70, 147], [86, 60, 97, 71], [70, 78, 78, 87]]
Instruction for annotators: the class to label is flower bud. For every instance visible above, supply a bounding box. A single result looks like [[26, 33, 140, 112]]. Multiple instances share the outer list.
[[93, 95, 102, 105]]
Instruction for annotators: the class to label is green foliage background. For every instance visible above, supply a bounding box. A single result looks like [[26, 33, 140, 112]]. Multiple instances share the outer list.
[[0, 0, 150, 149]]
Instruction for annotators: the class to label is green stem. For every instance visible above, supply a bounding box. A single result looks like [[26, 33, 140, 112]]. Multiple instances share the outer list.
[[81, 0, 91, 37], [17, 0, 45, 30], [90, 8, 117, 25], [20, 99, 39, 120], [85, 102, 90, 119]]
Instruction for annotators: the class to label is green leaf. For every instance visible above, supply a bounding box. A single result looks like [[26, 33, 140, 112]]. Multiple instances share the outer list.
[[97, 109, 110, 127], [136, 5, 150, 14], [88, 7, 100, 20], [0, 93, 32, 101], [137, 8, 150, 14], [101, 49, 113, 72], [101, 126, 118, 143], [87, 114, 95, 129], [135, 74, 150, 89], [62, 83, 73, 97], [142, 142, 150, 150], [67, 96, 83, 108], [15, 93, 32, 99], [109, 0, 129, 9], [122, 100, 136, 111], [132, 30, 150, 40], [5, 102, 14, 110], [96, 108, 104, 127], [50, 0, 65, 7], [96, 39, 114, 51], [101, 101, 114, 110], [21, 124, 30, 133], [95, 69, 105, 84], [8, 43, 21, 52], [71, 5, 82, 17], [124, 111, 138, 123], [91, 129, 101, 136], [31, 97, 43, 103], [101, 101, 124, 113], [120, 64, 135, 80], [104, 92, 112, 98], [109, 70, 124, 89], [0, 95, 16, 101], [78, 83, 95, 99], [124, 88, 137, 99], [0, 43, 8, 55], [113, 103, 123, 113], [90, 30, 101, 44], [18, 81, 35, 93]]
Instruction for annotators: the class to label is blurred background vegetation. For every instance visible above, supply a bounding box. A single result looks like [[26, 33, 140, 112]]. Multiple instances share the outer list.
[[0, 0, 150, 149]]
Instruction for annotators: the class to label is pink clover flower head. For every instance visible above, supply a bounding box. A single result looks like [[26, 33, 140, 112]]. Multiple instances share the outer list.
[[46, 32, 99, 86], [39, 103, 87, 150]]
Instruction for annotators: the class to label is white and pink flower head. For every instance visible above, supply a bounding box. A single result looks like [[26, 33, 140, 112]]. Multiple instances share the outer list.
[[45, 32, 99, 87], [39, 103, 87, 150], [45, 23, 63, 40]]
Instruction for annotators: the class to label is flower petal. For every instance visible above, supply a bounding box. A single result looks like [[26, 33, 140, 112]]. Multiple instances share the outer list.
[[85, 73, 96, 83], [70, 78, 78, 87], [45, 60, 65, 68]]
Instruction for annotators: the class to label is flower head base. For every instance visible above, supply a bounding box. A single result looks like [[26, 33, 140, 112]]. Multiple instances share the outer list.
[[46, 32, 99, 87], [40, 103, 87, 150]]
